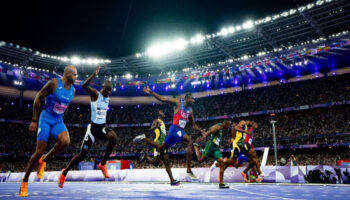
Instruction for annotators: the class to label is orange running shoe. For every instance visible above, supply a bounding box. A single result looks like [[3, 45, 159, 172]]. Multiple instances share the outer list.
[[241, 171, 248, 183], [58, 169, 66, 188], [98, 163, 110, 178], [37, 155, 46, 179], [19, 179, 28, 197]]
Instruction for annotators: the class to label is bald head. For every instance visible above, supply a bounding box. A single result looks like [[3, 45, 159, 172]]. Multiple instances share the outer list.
[[101, 80, 113, 97], [63, 65, 77, 84]]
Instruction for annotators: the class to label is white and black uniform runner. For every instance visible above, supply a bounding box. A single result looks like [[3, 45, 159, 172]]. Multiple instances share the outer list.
[[81, 92, 113, 151]]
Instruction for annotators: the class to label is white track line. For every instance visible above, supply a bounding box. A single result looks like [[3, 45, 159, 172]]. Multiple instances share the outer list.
[[229, 186, 306, 200]]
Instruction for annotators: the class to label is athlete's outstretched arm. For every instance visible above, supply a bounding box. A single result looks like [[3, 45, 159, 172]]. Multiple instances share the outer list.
[[143, 86, 178, 105], [29, 79, 56, 133], [196, 124, 220, 142], [82, 66, 99, 101], [246, 120, 258, 129], [234, 120, 251, 134]]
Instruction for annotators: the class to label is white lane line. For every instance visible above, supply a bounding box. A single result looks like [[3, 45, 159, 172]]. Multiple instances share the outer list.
[[229, 187, 306, 200]]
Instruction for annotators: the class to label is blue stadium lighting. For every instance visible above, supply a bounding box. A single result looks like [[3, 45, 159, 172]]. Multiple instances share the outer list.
[[27, 104, 30, 107], [165, 85, 169, 91], [11, 102, 14, 106], [152, 85, 155, 90], [121, 85, 124, 89], [137, 85, 140, 90], [234, 79, 238, 85], [137, 105, 140, 108], [206, 83, 210, 88], [180, 85, 183, 90], [77, 107, 80, 110], [120, 106, 123, 109]]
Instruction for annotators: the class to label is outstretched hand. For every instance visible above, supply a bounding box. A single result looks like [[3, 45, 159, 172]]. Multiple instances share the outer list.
[[143, 86, 152, 94], [94, 66, 100, 76]]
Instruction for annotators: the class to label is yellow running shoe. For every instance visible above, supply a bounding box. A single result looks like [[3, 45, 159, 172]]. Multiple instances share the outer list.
[[19, 179, 28, 197], [37, 155, 46, 179]]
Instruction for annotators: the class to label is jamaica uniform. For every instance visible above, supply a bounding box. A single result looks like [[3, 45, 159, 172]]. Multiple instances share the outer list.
[[231, 124, 250, 159], [153, 119, 168, 156]]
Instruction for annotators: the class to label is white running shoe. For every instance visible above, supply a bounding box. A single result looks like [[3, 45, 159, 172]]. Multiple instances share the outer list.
[[256, 173, 265, 183], [133, 134, 146, 143], [210, 161, 217, 172], [186, 171, 198, 181]]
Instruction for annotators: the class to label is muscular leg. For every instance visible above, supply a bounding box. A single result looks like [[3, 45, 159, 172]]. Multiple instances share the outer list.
[[217, 158, 225, 185], [22, 141, 47, 182], [62, 149, 88, 176], [42, 131, 70, 162], [245, 149, 262, 175], [160, 154, 175, 182], [145, 152, 160, 166], [182, 134, 193, 173], [100, 130, 117, 165], [243, 160, 256, 174], [143, 138, 167, 151]]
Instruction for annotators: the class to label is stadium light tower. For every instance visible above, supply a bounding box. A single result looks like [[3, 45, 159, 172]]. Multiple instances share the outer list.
[[271, 120, 278, 166]]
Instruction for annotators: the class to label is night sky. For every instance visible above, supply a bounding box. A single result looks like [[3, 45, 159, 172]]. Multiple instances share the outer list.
[[1, 0, 315, 58]]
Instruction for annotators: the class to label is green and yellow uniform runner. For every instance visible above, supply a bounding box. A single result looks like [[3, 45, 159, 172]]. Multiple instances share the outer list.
[[202, 123, 223, 160], [231, 123, 249, 158], [154, 119, 167, 156]]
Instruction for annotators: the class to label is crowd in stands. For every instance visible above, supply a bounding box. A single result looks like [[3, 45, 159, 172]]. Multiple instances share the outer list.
[[0, 74, 349, 124], [0, 74, 350, 172]]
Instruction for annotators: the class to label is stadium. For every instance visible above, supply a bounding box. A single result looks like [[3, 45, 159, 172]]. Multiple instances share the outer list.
[[1, 0, 350, 199]]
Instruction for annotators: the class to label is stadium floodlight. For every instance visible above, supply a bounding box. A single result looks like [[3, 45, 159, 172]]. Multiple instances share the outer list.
[[125, 73, 132, 80], [190, 34, 205, 44], [242, 20, 254, 29], [147, 38, 188, 58], [71, 56, 81, 64], [235, 25, 242, 31], [228, 26, 235, 33], [171, 38, 188, 50], [220, 28, 229, 36]]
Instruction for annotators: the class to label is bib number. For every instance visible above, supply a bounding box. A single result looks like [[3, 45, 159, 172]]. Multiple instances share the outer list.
[[53, 102, 68, 114], [177, 130, 182, 137], [214, 138, 221, 146], [248, 138, 252, 145], [179, 119, 187, 128], [97, 109, 107, 119]]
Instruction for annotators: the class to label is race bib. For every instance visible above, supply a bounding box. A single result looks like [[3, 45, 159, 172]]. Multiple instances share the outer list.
[[179, 119, 187, 128], [214, 138, 221, 146], [96, 109, 107, 119], [247, 138, 252, 145], [53, 102, 68, 114]]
